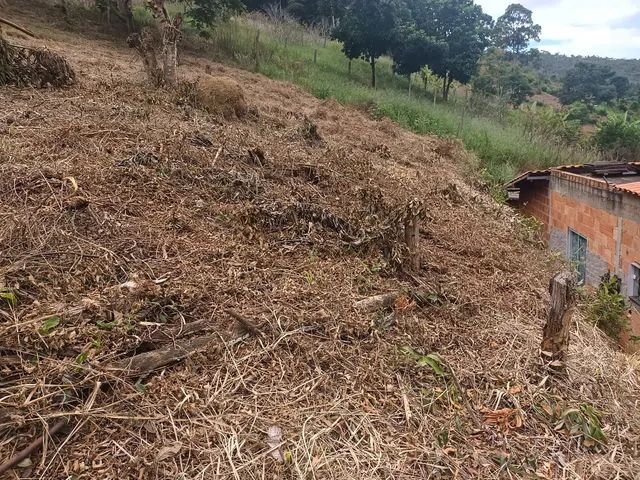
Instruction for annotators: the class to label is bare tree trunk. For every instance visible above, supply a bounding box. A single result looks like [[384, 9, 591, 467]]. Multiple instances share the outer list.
[[370, 56, 376, 89], [541, 272, 576, 373], [117, 0, 134, 32], [127, 30, 163, 86]]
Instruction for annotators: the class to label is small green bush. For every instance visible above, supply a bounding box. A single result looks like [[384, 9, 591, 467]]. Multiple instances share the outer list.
[[586, 275, 628, 341], [593, 113, 640, 160]]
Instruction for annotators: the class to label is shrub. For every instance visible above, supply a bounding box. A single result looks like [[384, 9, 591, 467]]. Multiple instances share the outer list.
[[593, 113, 640, 160], [566, 101, 594, 125], [586, 275, 628, 341]]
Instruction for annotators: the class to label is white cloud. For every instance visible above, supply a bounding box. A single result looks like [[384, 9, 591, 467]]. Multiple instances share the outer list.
[[476, 0, 640, 58]]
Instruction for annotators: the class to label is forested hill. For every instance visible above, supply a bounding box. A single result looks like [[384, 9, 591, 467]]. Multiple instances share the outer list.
[[535, 51, 640, 85]]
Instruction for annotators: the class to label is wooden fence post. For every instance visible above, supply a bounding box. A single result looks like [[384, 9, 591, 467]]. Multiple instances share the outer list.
[[403, 199, 423, 271], [313, 49, 317, 64], [541, 272, 576, 373]]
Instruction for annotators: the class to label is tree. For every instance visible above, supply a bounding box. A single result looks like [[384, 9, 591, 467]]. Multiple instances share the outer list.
[[185, 0, 245, 31], [332, 0, 402, 88], [493, 3, 541, 54], [128, 0, 244, 86], [288, 0, 346, 26], [391, 25, 448, 77], [559, 62, 617, 104], [406, 0, 493, 100], [611, 75, 631, 99], [593, 112, 640, 160], [472, 48, 533, 105]]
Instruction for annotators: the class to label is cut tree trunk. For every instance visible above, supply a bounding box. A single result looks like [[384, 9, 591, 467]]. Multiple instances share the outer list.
[[541, 271, 576, 373]]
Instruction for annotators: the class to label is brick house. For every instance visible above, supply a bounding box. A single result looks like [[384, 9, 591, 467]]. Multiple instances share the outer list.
[[506, 162, 640, 348]]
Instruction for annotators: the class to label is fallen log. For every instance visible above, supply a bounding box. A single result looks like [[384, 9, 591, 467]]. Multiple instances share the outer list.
[[109, 334, 234, 377]]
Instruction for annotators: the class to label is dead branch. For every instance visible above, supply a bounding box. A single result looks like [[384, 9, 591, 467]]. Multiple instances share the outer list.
[[110, 334, 220, 376], [354, 289, 439, 312], [0, 17, 36, 38], [354, 292, 401, 312], [225, 308, 263, 336], [442, 359, 483, 431], [0, 418, 68, 476]]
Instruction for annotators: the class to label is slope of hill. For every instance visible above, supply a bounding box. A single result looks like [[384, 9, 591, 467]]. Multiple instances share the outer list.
[[1, 3, 639, 479], [536, 51, 640, 85]]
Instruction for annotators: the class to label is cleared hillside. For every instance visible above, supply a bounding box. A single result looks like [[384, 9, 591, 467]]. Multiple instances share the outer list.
[[1, 3, 639, 479]]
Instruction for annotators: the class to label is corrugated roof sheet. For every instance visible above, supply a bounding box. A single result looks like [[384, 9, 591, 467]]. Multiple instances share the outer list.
[[616, 182, 640, 195], [506, 162, 640, 200]]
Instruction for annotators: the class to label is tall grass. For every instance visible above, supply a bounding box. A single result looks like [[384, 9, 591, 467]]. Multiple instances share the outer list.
[[133, 8, 600, 184]]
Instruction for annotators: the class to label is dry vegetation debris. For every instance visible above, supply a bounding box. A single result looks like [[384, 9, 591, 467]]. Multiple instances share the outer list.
[[0, 5, 639, 479]]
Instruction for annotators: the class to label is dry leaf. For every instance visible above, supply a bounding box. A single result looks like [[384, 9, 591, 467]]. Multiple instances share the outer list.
[[393, 295, 414, 313], [541, 402, 554, 417], [483, 407, 524, 433], [156, 442, 182, 461], [508, 385, 522, 395], [267, 425, 283, 462]]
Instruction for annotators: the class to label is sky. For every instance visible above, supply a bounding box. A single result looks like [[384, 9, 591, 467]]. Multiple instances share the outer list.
[[476, 0, 640, 59]]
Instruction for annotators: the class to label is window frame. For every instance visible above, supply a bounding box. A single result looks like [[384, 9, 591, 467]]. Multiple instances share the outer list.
[[630, 263, 640, 306], [568, 228, 588, 285]]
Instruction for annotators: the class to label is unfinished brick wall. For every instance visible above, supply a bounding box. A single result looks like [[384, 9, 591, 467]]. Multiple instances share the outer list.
[[548, 190, 616, 285], [518, 183, 549, 236], [512, 172, 640, 350], [620, 218, 640, 352], [548, 173, 640, 350]]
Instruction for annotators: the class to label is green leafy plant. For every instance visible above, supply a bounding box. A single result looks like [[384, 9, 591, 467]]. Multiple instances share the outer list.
[[593, 112, 640, 160], [400, 346, 447, 376], [586, 275, 628, 341], [555, 404, 606, 449], [96, 320, 117, 331], [40, 316, 62, 335], [76, 352, 89, 364], [0, 289, 17, 308]]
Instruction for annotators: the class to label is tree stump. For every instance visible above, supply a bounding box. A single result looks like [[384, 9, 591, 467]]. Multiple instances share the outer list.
[[541, 272, 576, 373], [403, 199, 423, 271]]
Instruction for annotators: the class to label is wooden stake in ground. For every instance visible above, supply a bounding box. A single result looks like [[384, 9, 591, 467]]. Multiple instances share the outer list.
[[541, 271, 576, 373]]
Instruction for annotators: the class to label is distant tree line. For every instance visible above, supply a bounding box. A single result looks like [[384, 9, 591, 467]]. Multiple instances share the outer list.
[[124, 0, 543, 102]]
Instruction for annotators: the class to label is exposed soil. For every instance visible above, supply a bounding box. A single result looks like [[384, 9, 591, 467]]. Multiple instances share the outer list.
[[1, 3, 639, 479]]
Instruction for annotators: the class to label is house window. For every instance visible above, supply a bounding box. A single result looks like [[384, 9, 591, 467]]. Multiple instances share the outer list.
[[631, 264, 640, 304], [568, 229, 587, 285]]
